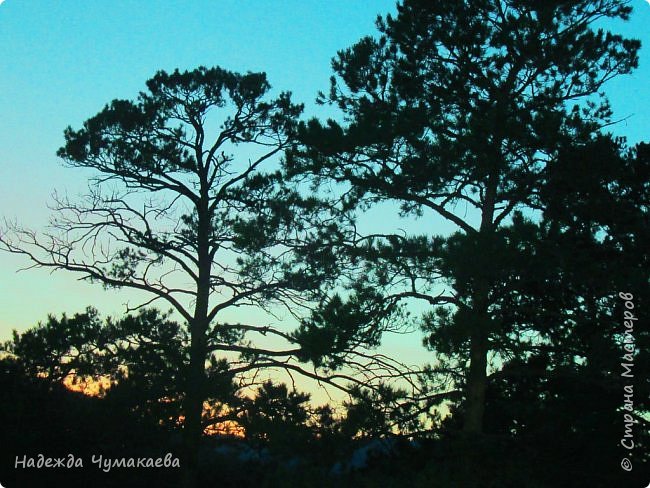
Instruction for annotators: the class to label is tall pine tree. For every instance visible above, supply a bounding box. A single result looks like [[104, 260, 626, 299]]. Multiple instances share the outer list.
[[286, 0, 640, 434]]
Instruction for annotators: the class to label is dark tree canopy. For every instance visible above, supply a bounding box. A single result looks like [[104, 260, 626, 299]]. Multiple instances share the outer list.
[[286, 0, 641, 434], [0, 66, 363, 487]]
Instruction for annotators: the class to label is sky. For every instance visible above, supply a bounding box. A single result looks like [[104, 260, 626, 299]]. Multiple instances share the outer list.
[[0, 0, 396, 332], [0, 1, 649, 396]]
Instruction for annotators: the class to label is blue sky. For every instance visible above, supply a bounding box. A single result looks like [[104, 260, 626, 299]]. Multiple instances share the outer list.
[[0, 0, 399, 333], [0, 0, 649, 384]]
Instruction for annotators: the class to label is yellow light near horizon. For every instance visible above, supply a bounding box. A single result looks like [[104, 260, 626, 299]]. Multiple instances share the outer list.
[[62, 376, 246, 437], [63, 374, 111, 397]]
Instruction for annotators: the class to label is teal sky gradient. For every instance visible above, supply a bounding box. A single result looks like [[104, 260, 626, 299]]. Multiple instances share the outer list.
[[0, 0, 397, 333], [1, 1, 649, 393]]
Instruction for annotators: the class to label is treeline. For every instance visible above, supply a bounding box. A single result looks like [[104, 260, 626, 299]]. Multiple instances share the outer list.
[[1, 1, 649, 487]]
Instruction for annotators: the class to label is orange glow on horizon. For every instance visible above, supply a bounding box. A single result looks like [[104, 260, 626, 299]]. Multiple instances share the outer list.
[[63, 374, 111, 397], [63, 376, 246, 438]]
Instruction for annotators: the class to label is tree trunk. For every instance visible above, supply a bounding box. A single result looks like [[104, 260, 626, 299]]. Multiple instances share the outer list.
[[182, 188, 211, 488], [462, 169, 497, 435], [181, 317, 208, 488], [463, 324, 488, 434]]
